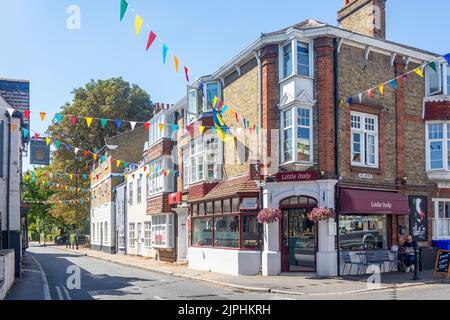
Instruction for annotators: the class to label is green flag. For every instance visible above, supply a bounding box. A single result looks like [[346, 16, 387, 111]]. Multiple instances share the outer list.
[[429, 61, 437, 72], [100, 119, 108, 128], [120, 0, 128, 22]]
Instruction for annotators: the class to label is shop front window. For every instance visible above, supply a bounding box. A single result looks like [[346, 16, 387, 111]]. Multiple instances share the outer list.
[[214, 215, 239, 248], [339, 215, 388, 250], [241, 215, 260, 249], [192, 218, 213, 246]]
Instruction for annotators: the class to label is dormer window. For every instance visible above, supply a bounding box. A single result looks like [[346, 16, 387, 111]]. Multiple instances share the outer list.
[[205, 82, 220, 111], [281, 40, 312, 80], [186, 81, 221, 123]]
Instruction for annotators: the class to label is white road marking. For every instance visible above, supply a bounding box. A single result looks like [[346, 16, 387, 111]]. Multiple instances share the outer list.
[[30, 255, 51, 300], [62, 286, 72, 300], [153, 296, 165, 300], [55, 286, 64, 300]]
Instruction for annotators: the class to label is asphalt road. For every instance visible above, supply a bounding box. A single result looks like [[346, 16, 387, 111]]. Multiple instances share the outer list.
[[6, 244, 450, 300]]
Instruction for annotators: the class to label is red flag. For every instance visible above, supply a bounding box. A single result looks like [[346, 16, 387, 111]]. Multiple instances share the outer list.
[[34, 133, 39, 141], [146, 31, 157, 51], [234, 112, 239, 123], [218, 100, 223, 111], [71, 116, 77, 125], [83, 150, 89, 158], [143, 166, 147, 172], [367, 89, 373, 98], [24, 110, 31, 120], [184, 66, 189, 82], [144, 122, 150, 131]]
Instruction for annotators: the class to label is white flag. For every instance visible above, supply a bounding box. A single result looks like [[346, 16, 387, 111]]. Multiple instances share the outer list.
[[130, 121, 137, 130]]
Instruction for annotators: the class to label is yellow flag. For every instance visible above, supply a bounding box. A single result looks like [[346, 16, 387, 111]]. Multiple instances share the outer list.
[[379, 84, 384, 95], [135, 15, 143, 36], [93, 154, 97, 161], [116, 160, 121, 167], [414, 68, 424, 78], [46, 137, 51, 146], [86, 117, 93, 128], [174, 56, 179, 73], [69, 174, 73, 180], [159, 123, 165, 133], [199, 126, 206, 135], [213, 96, 218, 109], [40, 112, 46, 121]]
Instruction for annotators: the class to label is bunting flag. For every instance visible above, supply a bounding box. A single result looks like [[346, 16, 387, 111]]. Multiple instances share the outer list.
[[445, 53, 450, 65], [174, 56, 179, 73], [135, 15, 143, 36], [158, 123, 165, 133], [130, 121, 137, 130], [83, 150, 89, 158], [213, 108, 234, 143], [390, 79, 398, 90], [414, 68, 424, 78], [46, 137, 51, 146], [184, 66, 189, 82], [24, 110, 31, 120], [74, 147, 80, 154], [55, 140, 61, 149], [213, 96, 218, 109], [93, 153, 97, 161], [7, 108, 14, 117], [172, 124, 178, 133], [402, 74, 408, 83], [199, 126, 206, 135], [40, 112, 47, 121], [162, 44, 168, 64], [85, 117, 93, 128], [144, 122, 150, 131], [100, 119, 108, 128], [116, 120, 122, 129], [120, 0, 128, 21], [357, 93, 363, 103], [429, 61, 437, 72], [367, 89, 373, 98], [220, 105, 229, 116], [146, 31, 157, 51], [71, 116, 77, 125], [34, 133, 40, 141], [116, 160, 121, 167], [22, 128, 29, 138], [55, 114, 63, 124], [379, 84, 384, 95]]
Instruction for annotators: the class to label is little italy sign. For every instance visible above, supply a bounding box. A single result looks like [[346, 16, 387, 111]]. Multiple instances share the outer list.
[[370, 201, 393, 209], [276, 171, 318, 182]]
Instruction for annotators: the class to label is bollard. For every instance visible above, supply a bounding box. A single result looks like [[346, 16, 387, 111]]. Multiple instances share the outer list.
[[412, 246, 420, 281]]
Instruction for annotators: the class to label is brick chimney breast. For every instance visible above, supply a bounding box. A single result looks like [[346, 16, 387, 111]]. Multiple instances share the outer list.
[[337, 0, 386, 40]]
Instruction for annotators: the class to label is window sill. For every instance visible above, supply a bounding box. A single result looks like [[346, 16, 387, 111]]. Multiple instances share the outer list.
[[350, 166, 381, 175], [279, 74, 314, 84]]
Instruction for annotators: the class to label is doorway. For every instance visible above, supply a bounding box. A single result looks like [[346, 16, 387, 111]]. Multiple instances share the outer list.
[[280, 196, 317, 272]]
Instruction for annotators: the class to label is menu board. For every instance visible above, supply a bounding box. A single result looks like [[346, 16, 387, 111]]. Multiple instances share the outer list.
[[434, 250, 450, 276]]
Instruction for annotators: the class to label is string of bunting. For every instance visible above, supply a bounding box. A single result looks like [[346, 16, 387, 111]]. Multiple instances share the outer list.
[[25, 177, 90, 193], [344, 53, 450, 106], [24, 199, 90, 205]]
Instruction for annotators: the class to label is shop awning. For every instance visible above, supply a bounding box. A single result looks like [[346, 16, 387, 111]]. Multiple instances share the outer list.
[[339, 189, 410, 215]]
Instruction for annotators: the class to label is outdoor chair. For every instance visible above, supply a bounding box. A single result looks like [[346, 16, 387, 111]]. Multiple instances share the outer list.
[[342, 251, 365, 275], [387, 251, 400, 272], [365, 250, 387, 272]]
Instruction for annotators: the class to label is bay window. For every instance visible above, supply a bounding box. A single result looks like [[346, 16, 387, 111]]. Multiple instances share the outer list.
[[283, 43, 293, 79], [297, 41, 310, 77], [281, 40, 312, 80], [147, 158, 173, 195], [183, 136, 222, 186], [351, 112, 379, 168], [149, 114, 174, 146], [151, 213, 174, 248], [427, 122, 450, 171], [206, 82, 220, 111], [186, 81, 220, 122], [191, 197, 260, 249], [282, 107, 313, 164]]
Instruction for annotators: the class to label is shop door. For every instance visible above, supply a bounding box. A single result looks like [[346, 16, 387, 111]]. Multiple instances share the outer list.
[[280, 197, 317, 272]]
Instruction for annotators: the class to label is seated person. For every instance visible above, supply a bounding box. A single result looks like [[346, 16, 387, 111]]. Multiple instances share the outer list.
[[400, 235, 418, 272]]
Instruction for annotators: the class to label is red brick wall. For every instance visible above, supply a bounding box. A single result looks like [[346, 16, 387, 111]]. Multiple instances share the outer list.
[[260, 44, 278, 177], [144, 139, 174, 163], [424, 101, 450, 120], [315, 37, 336, 177], [147, 193, 172, 215]]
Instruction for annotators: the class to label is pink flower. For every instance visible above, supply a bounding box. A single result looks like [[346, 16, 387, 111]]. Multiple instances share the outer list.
[[307, 208, 335, 222], [257, 208, 283, 224]]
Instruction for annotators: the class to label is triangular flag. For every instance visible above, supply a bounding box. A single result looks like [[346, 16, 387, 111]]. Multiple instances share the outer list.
[[146, 31, 157, 51], [402, 74, 408, 83], [390, 79, 398, 90], [83, 150, 89, 158], [69, 174, 73, 180], [414, 68, 424, 78], [199, 82, 204, 96], [444, 53, 450, 65], [429, 61, 437, 72], [379, 84, 384, 95], [23, 128, 29, 138], [220, 105, 229, 116], [184, 66, 189, 82], [120, 0, 128, 22], [213, 96, 218, 109], [100, 119, 108, 128], [199, 126, 206, 135], [34, 133, 39, 141], [135, 15, 143, 37], [144, 122, 150, 131], [174, 56, 179, 73], [116, 160, 121, 167], [130, 121, 137, 130], [55, 140, 61, 149], [74, 147, 80, 154], [7, 108, 14, 117], [162, 44, 168, 64], [85, 117, 93, 128], [93, 153, 97, 161], [46, 137, 51, 146], [55, 114, 63, 124], [24, 110, 31, 120], [367, 89, 373, 98], [66, 144, 71, 152], [357, 93, 363, 103], [172, 124, 178, 133], [71, 116, 77, 125], [158, 123, 164, 133], [40, 112, 46, 121], [348, 96, 353, 106], [116, 120, 122, 129]]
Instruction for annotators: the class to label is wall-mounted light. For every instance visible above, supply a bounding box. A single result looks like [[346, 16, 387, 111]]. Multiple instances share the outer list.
[[402, 175, 407, 185]]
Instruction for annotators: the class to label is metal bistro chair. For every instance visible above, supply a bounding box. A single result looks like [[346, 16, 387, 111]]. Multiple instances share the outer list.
[[365, 250, 387, 273], [387, 250, 400, 272], [342, 251, 366, 275]]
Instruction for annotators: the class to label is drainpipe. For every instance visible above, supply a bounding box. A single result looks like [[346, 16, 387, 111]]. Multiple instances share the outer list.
[[333, 38, 341, 277], [6, 111, 12, 249]]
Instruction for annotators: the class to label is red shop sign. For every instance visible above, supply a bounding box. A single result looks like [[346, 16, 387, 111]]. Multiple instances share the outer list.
[[276, 171, 318, 182]]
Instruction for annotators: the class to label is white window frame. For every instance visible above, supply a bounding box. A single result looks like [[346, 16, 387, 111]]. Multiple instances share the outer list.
[[281, 106, 314, 164], [137, 177, 142, 204], [279, 39, 314, 81], [432, 198, 450, 240], [151, 213, 174, 248], [426, 122, 449, 171], [147, 157, 173, 196], [128, 182, 134, 206], [144, 221, 152, 248], [204, 81, 221, 112], [129, 223, 136, 247], [350, 111, 379, 168], [104, 221, 108, 244], [426, 63, 450, 96]]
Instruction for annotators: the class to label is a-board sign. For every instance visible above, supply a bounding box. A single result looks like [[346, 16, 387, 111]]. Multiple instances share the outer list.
[[434, 250, 450, 277]]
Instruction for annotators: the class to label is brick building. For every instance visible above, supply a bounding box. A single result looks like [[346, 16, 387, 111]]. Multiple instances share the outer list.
[[90, 126, 148, 253], [175, 0, 447, 276]]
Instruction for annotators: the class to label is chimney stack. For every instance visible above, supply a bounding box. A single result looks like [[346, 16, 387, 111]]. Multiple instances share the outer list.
[[338, 0, 386, 40]]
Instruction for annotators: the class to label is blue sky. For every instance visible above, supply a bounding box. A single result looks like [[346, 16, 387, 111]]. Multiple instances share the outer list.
[[1, 0, 449, 162]]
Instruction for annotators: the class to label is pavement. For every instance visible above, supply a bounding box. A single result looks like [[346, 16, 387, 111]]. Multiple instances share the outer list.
[[51, 243, 450, 297]]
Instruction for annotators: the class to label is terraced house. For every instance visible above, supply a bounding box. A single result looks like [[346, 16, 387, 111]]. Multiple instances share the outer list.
[[177, 0, 448, 276]]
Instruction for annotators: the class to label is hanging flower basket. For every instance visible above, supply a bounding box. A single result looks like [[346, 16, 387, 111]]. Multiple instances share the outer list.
[[307, 208, 335, 222], [257, 208, 283, 224]]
